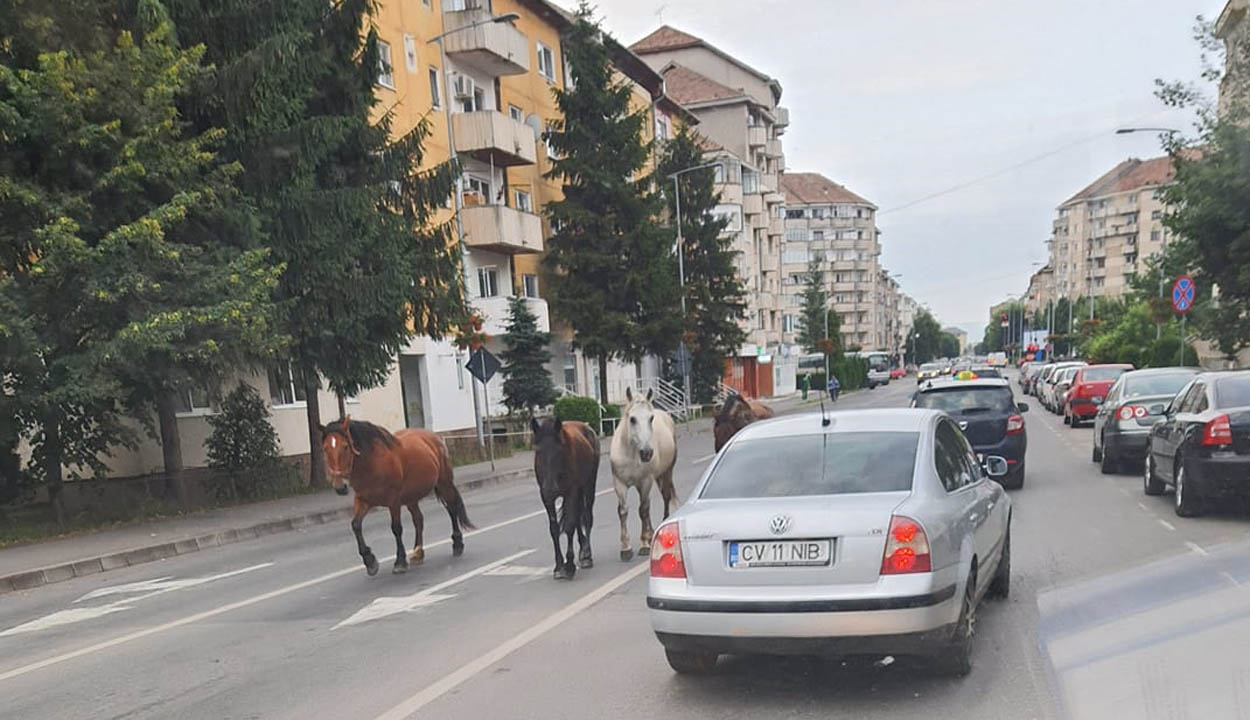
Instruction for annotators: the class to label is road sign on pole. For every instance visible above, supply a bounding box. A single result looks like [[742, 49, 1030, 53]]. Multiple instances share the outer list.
[[466, 348, 501, 383], [1171, 275, 1195, 314]]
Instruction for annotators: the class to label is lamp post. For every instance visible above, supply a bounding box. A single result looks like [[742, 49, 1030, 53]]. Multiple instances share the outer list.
[[1117, 127, 1181, 340], [428, 11, 521, 447], [668, 161, 720, 416]]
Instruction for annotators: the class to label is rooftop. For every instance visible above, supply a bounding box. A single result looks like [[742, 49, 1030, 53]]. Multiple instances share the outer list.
[[780, 172, 875, 208], [660, 63, 746, 105], [631, 24, 782, 102], [1062, 155, 1175, 206]]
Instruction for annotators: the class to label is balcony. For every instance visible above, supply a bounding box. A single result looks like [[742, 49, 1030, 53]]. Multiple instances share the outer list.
[[768, 215, 784, 236], [776, 106, 790, 128], [765, 138, 783, 158], [764, 191, 785, 207], [743, 193, 763, 216], [453, 111, 537, 167], [762, 171, 779, 192], [716, 181, 743, 205], [459, 203, 543, 254], [761, 250, 779, 273], [475, 295, 549, 335], [442, 9, 530, 77], [755, 291, 776, 309], [747, 125, 767, 148]]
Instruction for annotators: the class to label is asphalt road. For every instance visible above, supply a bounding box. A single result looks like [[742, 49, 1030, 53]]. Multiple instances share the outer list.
[[4, 378, 1250, 720]]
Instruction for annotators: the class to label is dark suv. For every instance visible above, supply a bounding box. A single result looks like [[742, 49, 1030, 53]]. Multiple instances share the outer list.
[[912, 377, 1029, 489]]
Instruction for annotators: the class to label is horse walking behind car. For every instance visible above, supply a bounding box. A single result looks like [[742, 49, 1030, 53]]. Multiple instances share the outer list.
[[712, 392, 775, 452], [321, 417, 474, 576], [610, 387, 678, 561], [531, 417, 599, 580]]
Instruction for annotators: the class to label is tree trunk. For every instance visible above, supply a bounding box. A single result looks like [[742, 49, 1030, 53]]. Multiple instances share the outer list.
[[155, 389, 188, 509], [302, 362, 326, 488], [598, 354, 609, 405], [42, 415, 65, 527], [336, 391, 346, 419]]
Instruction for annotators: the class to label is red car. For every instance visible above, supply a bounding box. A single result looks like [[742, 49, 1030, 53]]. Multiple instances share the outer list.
[[1065, 364, 1134, 427], [890, 367, 906, 380]]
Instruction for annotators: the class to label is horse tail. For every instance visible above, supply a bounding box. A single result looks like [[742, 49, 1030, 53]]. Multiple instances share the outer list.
[[434, 437, 475, 530]]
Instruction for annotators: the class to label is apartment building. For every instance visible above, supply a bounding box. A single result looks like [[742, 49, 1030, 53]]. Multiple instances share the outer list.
[[1023, 264, 1056, 321], [1048, 156, 1174, 303], [630, 26, 789, 357], [777, 172, 887, 352]]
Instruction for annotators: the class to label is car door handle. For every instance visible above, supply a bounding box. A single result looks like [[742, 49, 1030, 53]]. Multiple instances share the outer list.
[[970, 513, 978, 522]]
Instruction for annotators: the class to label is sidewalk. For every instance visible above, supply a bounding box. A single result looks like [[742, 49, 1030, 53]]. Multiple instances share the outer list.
[[0, 448, 537, 595]]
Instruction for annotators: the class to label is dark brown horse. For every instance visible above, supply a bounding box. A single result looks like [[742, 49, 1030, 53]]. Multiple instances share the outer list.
[[713, 393, 776, 451], [321, 417, 473, 576], [531, 417, 599, 580]]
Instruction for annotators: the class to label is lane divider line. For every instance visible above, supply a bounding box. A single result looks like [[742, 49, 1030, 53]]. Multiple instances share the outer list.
[[1158, 519, 1177, 532], [691, 453, 715, 465], [373, 561, 651, 720], [1185, 541, 1209, 556], [0, 488, 615, 684]]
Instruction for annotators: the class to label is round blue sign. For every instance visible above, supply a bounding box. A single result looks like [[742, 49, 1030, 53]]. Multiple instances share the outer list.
[[1172, 275, 1195, 314]]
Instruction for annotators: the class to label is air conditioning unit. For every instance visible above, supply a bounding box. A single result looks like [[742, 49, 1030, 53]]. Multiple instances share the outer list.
[[453, 75, 476, 99]]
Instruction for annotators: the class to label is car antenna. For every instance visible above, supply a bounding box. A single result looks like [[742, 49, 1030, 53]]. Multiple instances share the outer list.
[[819, 397, 831, 427]]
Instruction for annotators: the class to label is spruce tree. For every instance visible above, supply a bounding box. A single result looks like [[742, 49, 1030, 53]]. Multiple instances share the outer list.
[[796, 261, 831, 354], [543, 3, 680, 402], [499, 296, 557, 418]]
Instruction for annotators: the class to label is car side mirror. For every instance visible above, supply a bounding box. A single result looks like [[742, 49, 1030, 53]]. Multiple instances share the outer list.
[[1016, 402, 1029, 413], [982, 455, 1009, 478]]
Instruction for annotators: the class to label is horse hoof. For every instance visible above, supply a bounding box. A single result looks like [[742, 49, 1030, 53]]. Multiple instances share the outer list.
[[452, 543, 465, 557], [565, 563, 577, 579], [553, 567, 570, 580], [392, 563, 408, 575], [365, 561, 379, 577], [639, 545, 651, 558], [620, 549, 634, 561], [579, 557, 594, 569], [410, 548, 425, 564]]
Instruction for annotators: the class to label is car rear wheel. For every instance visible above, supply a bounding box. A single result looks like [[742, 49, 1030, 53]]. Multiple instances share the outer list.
[[665, 649, 719, 675], [934, 571, 976, 677], [1174, 457, 1203, 518], [1092, 436, 1103, 462], [988, 528, 1010, 600], [1099, 443, 1119, 474], [1143, 452, 1164, 496]]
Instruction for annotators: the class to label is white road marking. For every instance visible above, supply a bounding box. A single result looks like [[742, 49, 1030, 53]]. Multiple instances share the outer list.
[[691, 453, 715, 465], [482, 564, 550, 577], [0, 564, 273, 638], [1185, 541, 1209, 556], [0, 491, 613, 683], [373, 562, 651, 720], [1158, 519, 1177, 531], [334, 550, 534, 629], [1137, 502, 1149, 511]]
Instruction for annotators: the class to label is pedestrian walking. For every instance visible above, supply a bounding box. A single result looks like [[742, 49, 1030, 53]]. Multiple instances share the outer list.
[[827, 375, 840, 403]]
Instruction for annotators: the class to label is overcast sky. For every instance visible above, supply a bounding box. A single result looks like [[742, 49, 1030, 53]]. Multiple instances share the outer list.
[[555, 0, 1219, 341]]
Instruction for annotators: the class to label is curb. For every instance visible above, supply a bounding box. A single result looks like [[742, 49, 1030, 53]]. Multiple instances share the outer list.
[[0, 465, 536, 596]]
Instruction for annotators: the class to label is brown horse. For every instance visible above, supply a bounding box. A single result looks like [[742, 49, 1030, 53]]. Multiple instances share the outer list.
[[321, 417, 474, 576], [531, 417, 599, 579], [712, 393, 776, 452]]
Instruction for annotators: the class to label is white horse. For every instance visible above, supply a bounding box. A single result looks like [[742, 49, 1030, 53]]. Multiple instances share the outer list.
[[610, 387, 678, 561]]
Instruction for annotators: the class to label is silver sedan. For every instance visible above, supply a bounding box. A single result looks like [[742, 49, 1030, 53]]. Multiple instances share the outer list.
[[647, 408, 1012, 677]]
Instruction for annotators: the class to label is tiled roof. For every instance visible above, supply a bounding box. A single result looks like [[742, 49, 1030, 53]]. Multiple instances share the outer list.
[[694, 134, 724, 152], [660, 63, 744, 105], [1063, 155, 1174, 205], [630, 25, 703, 54], [780, 172, 874, 207]]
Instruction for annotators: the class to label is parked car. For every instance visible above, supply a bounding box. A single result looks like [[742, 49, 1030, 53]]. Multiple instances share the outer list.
[[1092, 367, 1200, 473], [890, 367, 907, 380], [1040, 362, 1086, 411], [1031, 363, 1059, 398], [1022, 362, 1047, 395], [1144, 371, 1250, 517], [912, 376, 1028, 489], [648, 409, 1012, 677], [1064, 364, 1133, 427], [1017, 362, 1033, 389]]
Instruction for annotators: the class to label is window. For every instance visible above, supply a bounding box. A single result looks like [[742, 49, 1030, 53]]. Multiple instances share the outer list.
[[786, 208, 804, 219], [508, 104, 523, 122], [376, 40, 395, 89], [459, 83, 485, 113], [175, 384, 215, 415], [1151, 229, 1161, 242], [1215, 376, 1250, 408], [782, 248, 808, 265], [782, 315, 796, 333], [536, 42, 556, 81], [522, 273, 539, 298], [477, 266, 499, 298], [403, 34, 418, 73], [429, 68, 441, 108], [268, 362, 308, 407], [742, 170, 760, 194], [655, 116, 669, 141], [463, 175, 490, 205], [700, 433, 918, 499], [934, 420, 973, 491], [513, 189, 532, 212], [811, 230, 824, 243], [1151, 209, 1162, 219], [784, 228, 807, 243]]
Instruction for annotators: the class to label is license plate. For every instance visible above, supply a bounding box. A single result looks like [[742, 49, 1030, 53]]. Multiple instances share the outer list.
[[728, 539, 832, 568]]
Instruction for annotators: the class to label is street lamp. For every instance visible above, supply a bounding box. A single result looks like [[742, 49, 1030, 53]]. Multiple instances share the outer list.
[[668, 161, 721, 416], [428, 11, 521, 447]]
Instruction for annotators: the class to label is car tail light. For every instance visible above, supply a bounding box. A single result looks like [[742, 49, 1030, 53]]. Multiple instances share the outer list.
[[650, 522, 686, 578], [1202, 414, 1233, 446], [1006, 414, 1024, 434], [880, 516, 931, 575], [1118, 405, 1148, 421]]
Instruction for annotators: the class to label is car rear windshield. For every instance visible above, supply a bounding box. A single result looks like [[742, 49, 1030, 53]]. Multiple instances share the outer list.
[[1215, 376, 1250, 408], [1123, 373, 1195, 399], [915, 387, 1015, 414], [701, 432, 918, 499], [1081, 367, 1128, 382], [971, 367, 1001, 378]]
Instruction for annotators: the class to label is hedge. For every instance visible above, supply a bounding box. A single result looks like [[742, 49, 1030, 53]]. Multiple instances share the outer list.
[[554, 395, 601, 425], [805, 356, 871, 393]]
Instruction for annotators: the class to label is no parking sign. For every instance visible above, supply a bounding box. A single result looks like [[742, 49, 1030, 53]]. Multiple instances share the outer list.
[[1171, 275, 1195, 314]]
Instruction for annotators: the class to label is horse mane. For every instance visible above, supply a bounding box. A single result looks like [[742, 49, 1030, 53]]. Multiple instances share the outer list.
[[329, 418, 398, 450], [717, 393, 741, 422]]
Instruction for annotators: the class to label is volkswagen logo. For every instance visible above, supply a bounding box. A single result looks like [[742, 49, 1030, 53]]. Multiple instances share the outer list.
[[769, 514, 792, 535]]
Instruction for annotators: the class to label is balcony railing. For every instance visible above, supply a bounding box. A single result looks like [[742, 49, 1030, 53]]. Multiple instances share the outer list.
[[761, 171, 779, 192], [459, 203, 543, 254], [768, 216, 784, 236], [453, 110, 537, 167], [716, 181, 743, 205], [776, 106, 790, 128], [747, 125, 767, 148], [443, 8, 529, 77], [765, 138, 783, 158], [743, 193, 763, 216]]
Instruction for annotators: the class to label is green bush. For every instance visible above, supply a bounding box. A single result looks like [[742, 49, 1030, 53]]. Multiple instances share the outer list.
[[553, 395, 601, 425], [205, 383, 296, 501], [601, 403, 621, 420]]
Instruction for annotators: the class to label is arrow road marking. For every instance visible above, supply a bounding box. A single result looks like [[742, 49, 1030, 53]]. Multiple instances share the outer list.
[[334, 550, 534, 630], [0, 563, 272, 638]]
